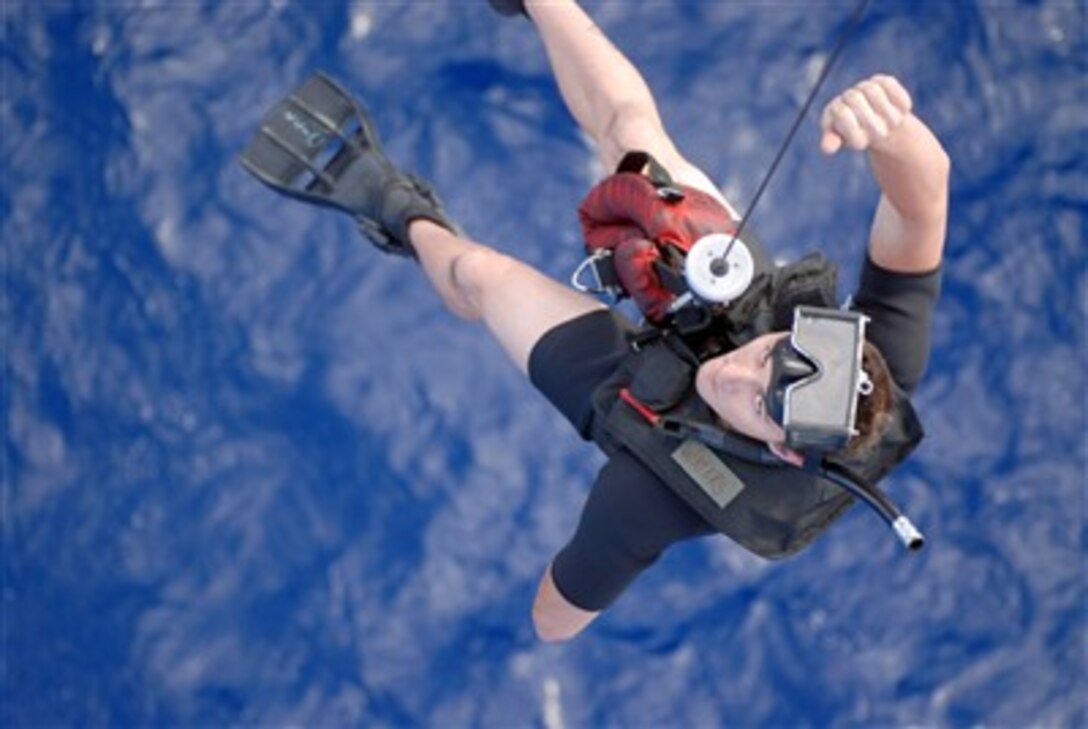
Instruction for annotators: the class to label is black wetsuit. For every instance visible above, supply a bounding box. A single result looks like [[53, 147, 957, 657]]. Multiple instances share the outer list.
[[528, 255, 942, 611]]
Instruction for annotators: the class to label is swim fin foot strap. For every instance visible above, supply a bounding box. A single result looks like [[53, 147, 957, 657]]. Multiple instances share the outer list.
[[239, 73, 456, 258]]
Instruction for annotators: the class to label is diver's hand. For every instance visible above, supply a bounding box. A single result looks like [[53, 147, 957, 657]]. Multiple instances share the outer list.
[[819, 75, 913, 155]]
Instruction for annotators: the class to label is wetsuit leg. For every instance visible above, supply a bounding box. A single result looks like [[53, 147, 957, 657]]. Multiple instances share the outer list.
[[551, 449, 715, 612], [527, 309, 633, 438]]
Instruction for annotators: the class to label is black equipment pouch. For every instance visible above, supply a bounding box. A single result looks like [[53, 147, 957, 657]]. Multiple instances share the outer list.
[[628, 337, 695, 410], [717, 252, 839, 348]]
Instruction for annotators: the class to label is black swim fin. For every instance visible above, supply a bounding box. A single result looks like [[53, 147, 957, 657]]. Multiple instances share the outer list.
[[239, 73, 456, 257]]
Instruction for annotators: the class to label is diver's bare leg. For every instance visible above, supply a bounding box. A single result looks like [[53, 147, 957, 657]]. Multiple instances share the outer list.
[[524, 0, 738, 216], [408, 220, 605, 375], [408, 222, 485, 321]]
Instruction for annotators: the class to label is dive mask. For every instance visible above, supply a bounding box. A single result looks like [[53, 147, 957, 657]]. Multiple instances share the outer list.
[[764, 306, 873, 453]]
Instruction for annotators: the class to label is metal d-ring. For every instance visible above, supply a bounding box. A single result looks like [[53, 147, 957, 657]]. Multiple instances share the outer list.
[[570, 249, 615, 295]]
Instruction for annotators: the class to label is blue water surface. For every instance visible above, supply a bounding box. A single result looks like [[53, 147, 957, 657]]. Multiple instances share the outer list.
[[3, 1, 1085, 726]]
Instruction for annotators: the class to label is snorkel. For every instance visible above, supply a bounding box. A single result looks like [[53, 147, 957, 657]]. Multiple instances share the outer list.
[[659, 295, 925, 550], [682, 228, 927, 550], [763, 306, 925, 550]]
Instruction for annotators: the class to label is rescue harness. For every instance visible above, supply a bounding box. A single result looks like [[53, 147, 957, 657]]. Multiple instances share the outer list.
[[577, 152, 926, 556]]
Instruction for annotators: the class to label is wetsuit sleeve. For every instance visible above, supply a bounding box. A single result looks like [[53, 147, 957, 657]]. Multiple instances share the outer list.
[[851, 255, 942, 393], [550, 449, 714, 612]]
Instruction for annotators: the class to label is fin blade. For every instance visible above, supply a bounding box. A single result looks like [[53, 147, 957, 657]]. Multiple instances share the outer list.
[[290, 73, 358, 135], [238, 131, 313, 191], [239, 73, 377, 205]]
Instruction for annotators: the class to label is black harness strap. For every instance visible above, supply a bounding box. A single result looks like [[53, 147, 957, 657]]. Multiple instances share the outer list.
[[616, 151, 685, 201]]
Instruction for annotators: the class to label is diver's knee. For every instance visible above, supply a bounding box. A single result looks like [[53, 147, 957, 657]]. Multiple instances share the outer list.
[[449, 246, 517, 314]]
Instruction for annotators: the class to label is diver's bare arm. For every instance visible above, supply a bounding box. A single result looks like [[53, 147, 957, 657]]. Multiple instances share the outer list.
[[866, 115, 950, 272], [525, 0, 736, 213], [526, 0, 672, 166], [821, 75, 950, 273], [531, 563, 600, 642]]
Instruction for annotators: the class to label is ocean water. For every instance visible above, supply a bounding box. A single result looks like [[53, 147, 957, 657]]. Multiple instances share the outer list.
[[3, 1, 1085, 726]]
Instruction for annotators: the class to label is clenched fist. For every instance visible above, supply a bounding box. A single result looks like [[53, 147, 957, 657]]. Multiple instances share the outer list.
[[820, 74, 914, 155]]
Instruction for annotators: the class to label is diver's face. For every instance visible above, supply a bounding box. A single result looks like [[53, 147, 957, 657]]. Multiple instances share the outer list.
[[695, 332, 790, 446]]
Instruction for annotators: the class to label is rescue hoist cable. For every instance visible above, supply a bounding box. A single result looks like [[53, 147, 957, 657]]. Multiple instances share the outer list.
[[717, 0, 873, 268]]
